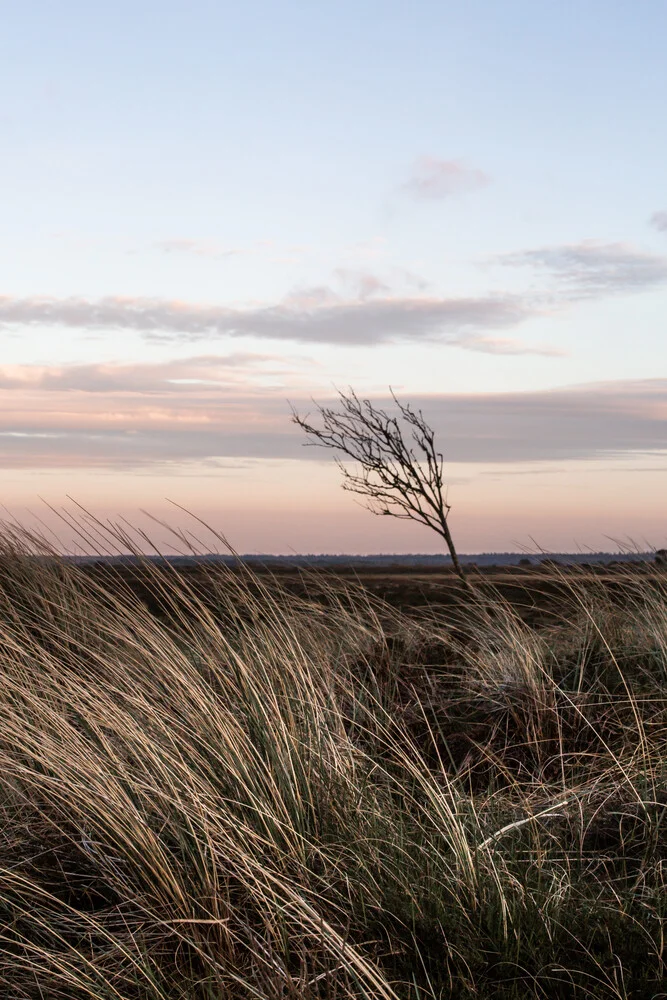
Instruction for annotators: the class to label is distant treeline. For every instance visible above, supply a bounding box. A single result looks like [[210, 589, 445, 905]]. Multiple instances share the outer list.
[[62, 551, 659, 568]]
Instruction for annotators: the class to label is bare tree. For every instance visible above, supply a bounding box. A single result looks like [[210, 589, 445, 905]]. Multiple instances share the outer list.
[[291, 388, 471, 588]]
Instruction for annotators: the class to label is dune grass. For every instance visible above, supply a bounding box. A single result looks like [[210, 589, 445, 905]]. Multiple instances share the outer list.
[[0, 528, 665, 997]]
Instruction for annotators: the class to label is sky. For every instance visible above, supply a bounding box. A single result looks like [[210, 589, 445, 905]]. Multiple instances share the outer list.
[[1, 0, 666, 554]]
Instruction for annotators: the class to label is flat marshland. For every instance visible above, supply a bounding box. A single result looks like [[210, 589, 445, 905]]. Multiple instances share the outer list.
[[0, 542, 666, 998]]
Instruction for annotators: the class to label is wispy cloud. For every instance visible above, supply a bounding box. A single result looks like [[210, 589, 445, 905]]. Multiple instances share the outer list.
[[7, 239, 664, 357], [650, 211, 667, 233], [498, 240, 667, 298], [409, 379, 667, 462], [332, 269, 389, 300], [0, 428, 300, 470], [0, 291, 551, 351], [0, 354, 294, 393], [332, 267, 429, 297], [0, 374, 665, 470], [402, 157, 490, 200]]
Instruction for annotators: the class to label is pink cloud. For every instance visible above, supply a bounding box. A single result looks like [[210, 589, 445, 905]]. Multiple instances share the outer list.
[[403, 157, 490, 200], [0, 373, 665, 469]]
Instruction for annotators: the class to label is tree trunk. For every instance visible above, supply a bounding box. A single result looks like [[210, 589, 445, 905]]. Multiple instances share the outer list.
[[440, 519, 474, 591]]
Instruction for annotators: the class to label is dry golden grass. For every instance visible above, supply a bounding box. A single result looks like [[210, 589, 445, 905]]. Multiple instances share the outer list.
[[0, 521, 665, 998]]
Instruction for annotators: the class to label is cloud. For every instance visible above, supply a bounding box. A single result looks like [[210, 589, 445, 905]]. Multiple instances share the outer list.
[[405, 379, 667, 462], [9, 239, 665, 357], [332, 267, 430, 297], [332, 269, 389, 300], [403, 157, 490, 200], [0, 354, 294, 394], [155, 239, 237, 260], [389, 268, 431, 292], [498, 240, 667, 298], [0, 291, 550, 350], [650, 211, 667, 233], [0, 374, 665, 470], [0, 428, 300, 470]]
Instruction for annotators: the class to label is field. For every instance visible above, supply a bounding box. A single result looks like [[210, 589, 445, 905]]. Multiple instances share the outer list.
[[0, 536, 666, 998]]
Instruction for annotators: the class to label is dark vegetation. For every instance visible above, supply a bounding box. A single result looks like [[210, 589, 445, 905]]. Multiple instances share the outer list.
[[0, 523, 666, 997]]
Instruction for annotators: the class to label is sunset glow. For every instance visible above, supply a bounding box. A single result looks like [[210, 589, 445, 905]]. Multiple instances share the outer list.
[[2, 1, 666, 553]]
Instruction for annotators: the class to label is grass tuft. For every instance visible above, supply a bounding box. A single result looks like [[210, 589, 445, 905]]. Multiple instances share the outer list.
[[0, 524, 665, 997]]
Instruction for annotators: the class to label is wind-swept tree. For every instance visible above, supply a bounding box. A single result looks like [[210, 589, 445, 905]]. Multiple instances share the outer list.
[[291, 388, 471, 588]]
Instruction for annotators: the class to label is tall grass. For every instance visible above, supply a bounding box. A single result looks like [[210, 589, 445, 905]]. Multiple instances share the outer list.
[[0, 525, 665, 997]]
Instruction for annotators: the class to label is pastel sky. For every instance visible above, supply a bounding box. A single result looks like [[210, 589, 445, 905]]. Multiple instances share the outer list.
[[2, 0, 666, 554]]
